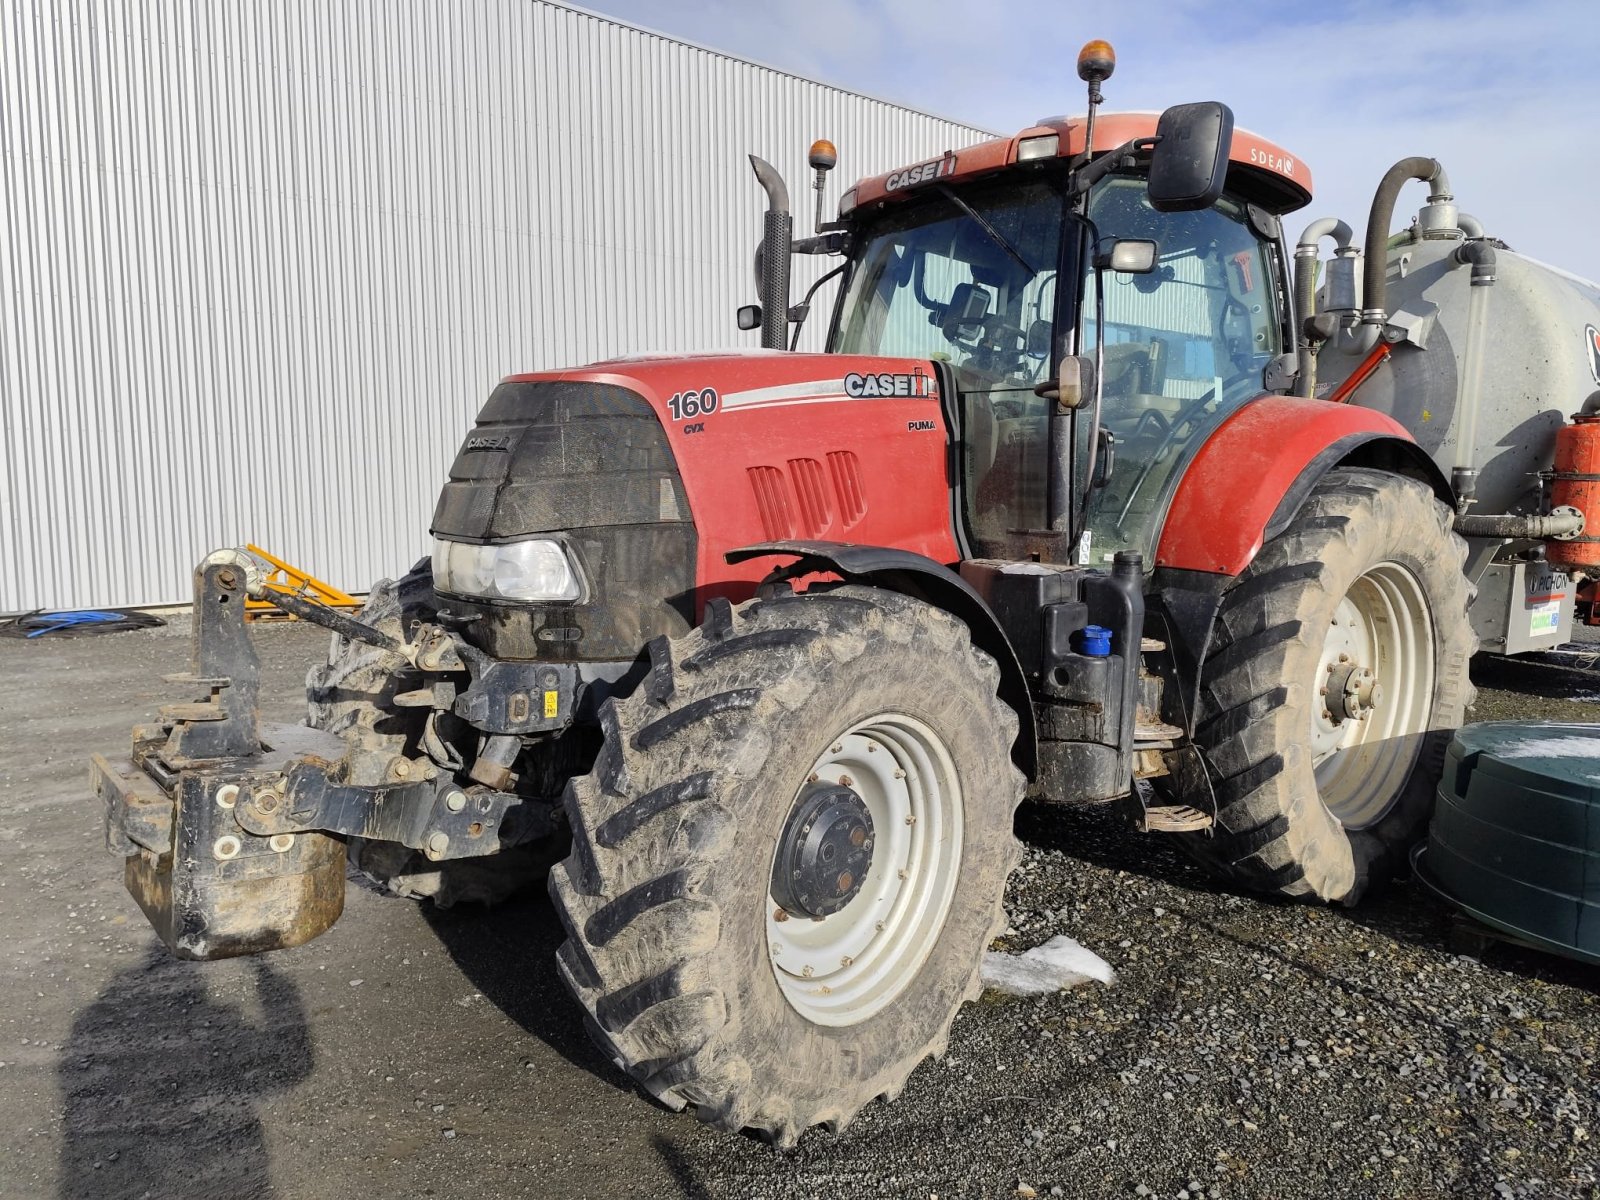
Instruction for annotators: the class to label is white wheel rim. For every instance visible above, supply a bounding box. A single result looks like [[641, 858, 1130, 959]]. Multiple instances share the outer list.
[[766, 713, 964, 1027], [1310, 561, 1434, 829]]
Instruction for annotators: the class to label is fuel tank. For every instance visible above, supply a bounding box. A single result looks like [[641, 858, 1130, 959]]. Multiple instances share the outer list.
[[430, 352, 959, 659]]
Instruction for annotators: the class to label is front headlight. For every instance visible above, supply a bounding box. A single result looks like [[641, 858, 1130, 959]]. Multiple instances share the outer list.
[[431, 537, 583, 602]]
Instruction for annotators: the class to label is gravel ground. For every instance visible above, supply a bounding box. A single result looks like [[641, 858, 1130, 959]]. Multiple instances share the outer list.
[[0, 618, 1596, 1199]]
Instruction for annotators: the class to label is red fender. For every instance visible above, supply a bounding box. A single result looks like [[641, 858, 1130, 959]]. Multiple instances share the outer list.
[[1154, 395, 1416, 576]]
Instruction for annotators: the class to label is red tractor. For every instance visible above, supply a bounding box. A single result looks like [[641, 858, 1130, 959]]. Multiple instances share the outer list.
[[94, 42, 1476, 1144]]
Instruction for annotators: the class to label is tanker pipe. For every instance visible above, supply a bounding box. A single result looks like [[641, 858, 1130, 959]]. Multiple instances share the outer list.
[[1292, 217, 1355, 397], [1455, 510, 1585, 540], [1450, 239, 1498, 506], [1362, 157, 1450, 327], [1458, 212, 1485, 239], [749, 155, 793, 351]]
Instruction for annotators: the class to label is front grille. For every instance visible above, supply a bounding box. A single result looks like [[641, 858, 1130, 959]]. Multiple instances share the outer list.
[[431, 381, 695, 661]]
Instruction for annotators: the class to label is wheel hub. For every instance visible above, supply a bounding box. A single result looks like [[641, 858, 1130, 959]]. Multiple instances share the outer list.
[[1326, 662, 1382, 723], [1309, 560, 1435, 831], [770, 782, 875, 919]]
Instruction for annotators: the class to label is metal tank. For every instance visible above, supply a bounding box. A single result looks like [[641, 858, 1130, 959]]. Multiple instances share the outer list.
[[1301, 164, 1598, 653]]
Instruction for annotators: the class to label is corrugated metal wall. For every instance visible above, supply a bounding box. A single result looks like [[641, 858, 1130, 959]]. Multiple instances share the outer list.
[[0, 0, 991, 611]]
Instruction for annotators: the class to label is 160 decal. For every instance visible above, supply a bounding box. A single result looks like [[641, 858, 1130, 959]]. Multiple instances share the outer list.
[[667, 388, 720, 421]]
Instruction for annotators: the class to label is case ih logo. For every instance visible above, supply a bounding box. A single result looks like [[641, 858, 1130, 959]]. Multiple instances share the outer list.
[[884, 153, 958, 192], [1587, 324, 1600, 385], [465, 434, 514, 452], [843, 371, 937, 399]]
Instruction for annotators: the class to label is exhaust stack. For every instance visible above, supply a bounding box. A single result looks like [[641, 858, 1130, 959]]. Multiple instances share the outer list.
[[749, 155, 793, 351]]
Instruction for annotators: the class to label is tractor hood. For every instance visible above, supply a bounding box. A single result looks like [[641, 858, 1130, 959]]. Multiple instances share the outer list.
[[430, 351, 961, 660]]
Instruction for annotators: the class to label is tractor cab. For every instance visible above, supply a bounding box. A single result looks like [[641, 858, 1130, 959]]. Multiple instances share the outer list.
[[823, 94, 1311, 566]]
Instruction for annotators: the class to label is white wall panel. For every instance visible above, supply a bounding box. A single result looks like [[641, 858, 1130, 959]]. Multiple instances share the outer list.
[[0, 0, 991, 610]]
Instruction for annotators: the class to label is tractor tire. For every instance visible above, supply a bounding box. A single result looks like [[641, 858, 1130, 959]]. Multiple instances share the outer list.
[[305, 559, 436, 767], [306, 562, 549, 907], [1173, 467, 1475, 904], [549, 586, 1025, 1147]]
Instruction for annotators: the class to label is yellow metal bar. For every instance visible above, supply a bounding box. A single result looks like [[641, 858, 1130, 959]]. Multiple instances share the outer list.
[[243, 544, 359, 620]]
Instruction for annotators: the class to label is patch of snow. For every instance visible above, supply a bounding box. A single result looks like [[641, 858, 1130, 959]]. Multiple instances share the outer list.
[[1493, 736, 1600, 759], [1491, 734, 1600, 782], [981, 935, 1115, 997]]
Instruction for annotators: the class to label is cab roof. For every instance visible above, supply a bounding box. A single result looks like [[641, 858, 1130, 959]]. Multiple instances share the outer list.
[[846, 111, 1312, 218]]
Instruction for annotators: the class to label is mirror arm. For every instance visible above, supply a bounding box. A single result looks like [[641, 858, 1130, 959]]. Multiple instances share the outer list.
[[791, 230, 848, 256], [787, 261, 849, 351], [1069, 136, 1160, 198]]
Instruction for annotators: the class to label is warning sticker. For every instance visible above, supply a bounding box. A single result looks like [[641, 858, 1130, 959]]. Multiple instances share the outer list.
[[543, 690, 559, 719]]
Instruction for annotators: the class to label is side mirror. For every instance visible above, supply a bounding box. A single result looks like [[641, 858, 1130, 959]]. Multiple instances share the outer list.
[[1094, 239, 1158, 274], [1148, 101, 1234, 213], [736, 304, 763, 332], [1025, 319, 1053, 358], [1035, 353, 1097, 409]]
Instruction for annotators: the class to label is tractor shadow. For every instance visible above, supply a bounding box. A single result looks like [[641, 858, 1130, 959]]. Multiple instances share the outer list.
[[416, 877, 633, 1088], [1014, 798, 1232, 898], [1017, 787, 1600, 994]]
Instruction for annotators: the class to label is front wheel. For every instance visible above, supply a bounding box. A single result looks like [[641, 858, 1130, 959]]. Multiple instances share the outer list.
[[549, 586, 1025, 1145], [1173, 467, 1475, 903]]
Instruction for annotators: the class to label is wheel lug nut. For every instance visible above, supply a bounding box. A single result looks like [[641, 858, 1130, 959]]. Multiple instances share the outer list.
[[773, 907, 789, 923], [838, 774, 853, 787]]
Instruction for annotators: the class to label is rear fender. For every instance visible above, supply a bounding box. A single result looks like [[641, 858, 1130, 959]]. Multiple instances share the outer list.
[[1154, 394, 1448, 576], [1152, 396, 1452, 731], [726, 540, 1037, 780]]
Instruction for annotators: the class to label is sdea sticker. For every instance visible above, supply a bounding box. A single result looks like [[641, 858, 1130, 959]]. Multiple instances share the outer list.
[[1586, 324, 1600, 384], [843, 371, 938, 399], [884, 152, 958, 192]]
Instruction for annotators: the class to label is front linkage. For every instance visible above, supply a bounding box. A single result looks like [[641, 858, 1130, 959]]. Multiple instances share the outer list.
[[90, 549, 566, 959]]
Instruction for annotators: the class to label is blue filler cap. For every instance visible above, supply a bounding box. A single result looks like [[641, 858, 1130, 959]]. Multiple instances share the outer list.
[[1080, 625, 1113, 657]]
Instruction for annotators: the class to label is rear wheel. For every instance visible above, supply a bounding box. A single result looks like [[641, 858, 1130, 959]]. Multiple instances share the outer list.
[[549, 586, 1025, 1145], [1173, 468, 1474, 903]]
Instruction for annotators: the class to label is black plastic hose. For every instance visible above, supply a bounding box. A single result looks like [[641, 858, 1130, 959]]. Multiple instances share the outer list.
[[1362, 157, 1445, 322]]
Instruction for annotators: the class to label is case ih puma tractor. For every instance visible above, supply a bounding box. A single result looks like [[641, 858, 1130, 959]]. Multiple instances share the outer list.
[[93, 41, 1598, 1144]]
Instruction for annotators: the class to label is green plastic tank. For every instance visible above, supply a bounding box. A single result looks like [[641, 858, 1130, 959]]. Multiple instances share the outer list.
[[1412, 722, 1600, 965]]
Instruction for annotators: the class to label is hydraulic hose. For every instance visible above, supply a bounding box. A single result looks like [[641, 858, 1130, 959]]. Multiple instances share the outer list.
[[1362, 157, 1450, 327], [749, 155, 793, 351], [1455, 510, 1584, 540], [1293, 217, 1355, 397]]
